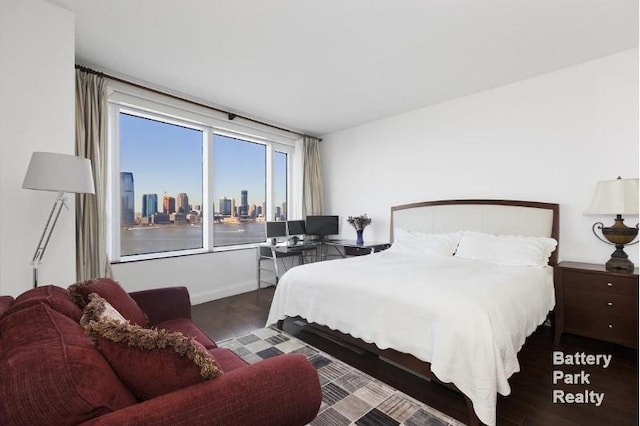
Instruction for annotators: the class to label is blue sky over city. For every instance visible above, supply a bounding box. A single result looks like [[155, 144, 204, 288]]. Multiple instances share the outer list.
[[119, 113, 287, 214]]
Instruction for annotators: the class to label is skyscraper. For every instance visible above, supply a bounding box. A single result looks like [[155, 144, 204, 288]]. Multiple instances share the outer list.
[[163, 196, 176, 214], [120, 172, 135, 225], [177, 193, 189, 213], [142, 194, 158, 218], [240, 190, 248, 216], [219, 197, 232, 216]]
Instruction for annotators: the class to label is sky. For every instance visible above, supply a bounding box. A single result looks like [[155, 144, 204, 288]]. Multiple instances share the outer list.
[[119, 113, 287, 214]]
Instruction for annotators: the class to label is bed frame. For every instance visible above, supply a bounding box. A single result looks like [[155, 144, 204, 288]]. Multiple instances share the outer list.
[[286, 199, 559, 426]]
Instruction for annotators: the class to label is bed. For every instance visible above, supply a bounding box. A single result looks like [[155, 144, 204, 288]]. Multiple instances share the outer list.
[[266, 199, 559, 426]]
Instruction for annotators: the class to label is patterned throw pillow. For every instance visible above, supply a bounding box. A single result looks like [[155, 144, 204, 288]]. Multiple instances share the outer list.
[[80, 293, 126, 331], [85, 319, 222, 400], [69, 278, 147, 326]]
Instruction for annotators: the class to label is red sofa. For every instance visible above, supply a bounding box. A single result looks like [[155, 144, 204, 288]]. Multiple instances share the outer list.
[[0, 284, 322, 425]]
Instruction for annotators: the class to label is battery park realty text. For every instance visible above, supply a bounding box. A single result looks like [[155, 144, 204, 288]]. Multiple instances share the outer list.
[[552, 351, 612, 407]]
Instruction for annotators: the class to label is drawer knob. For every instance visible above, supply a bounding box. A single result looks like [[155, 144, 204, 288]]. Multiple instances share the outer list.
[[607, 302, 613, 306], [608, 324, 613, 328], [607, 282, 613, 287]]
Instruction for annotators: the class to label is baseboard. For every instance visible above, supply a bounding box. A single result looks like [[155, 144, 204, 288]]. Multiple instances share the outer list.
[[190, 280, 257, 305]]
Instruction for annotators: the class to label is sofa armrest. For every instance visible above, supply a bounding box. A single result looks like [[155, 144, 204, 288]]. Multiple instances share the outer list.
[[80, 353, 322, 426], [128, 287, 192, 324]]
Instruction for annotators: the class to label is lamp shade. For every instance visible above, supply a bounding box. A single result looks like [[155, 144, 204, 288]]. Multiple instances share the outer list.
[[22, 152, 95, 194], [586, 177, 639, 215]]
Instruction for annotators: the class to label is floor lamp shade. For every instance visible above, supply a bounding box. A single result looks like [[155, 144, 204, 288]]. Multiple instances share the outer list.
[[22, 152, 95, 194], [586, 177, 639, 273], [22, 152, 95, 288]]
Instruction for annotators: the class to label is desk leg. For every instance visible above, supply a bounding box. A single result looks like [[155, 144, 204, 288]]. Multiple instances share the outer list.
[[271, 246, 279, 285], [256, 248, 260, 290]]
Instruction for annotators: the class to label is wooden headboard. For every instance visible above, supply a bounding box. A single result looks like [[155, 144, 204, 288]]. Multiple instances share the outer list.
[[390, 199, 560, 265]]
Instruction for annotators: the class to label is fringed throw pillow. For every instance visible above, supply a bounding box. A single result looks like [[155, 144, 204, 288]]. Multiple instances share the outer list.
[[85, 319, 222, 400]]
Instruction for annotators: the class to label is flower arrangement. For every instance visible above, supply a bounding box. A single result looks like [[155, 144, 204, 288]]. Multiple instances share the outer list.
[[347, 214, 371, 231]]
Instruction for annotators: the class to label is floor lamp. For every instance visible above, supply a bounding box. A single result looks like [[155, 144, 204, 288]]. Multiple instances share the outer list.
[[22, 152, 95, 288]]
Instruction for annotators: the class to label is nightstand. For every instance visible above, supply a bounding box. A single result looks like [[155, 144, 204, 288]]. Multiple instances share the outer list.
[[554, 261, 638, 348]]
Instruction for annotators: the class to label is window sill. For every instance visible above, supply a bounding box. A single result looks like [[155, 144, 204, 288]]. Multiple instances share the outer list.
[[111, 243, 264, 264]]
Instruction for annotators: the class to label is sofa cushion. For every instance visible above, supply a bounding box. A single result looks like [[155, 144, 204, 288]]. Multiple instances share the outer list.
[[155, 317, 217, 349], [0, 296, 13, 316], [1, 285, 82, 321], [69, 278, 147, 326], [0, 303, 137, 425], [208, 347, 248, 373], [87, 319, 222, 400]]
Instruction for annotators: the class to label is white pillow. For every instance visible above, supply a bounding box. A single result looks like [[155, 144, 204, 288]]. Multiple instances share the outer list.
[[389, 228, 461, 256], [455, 231, 557, 267]]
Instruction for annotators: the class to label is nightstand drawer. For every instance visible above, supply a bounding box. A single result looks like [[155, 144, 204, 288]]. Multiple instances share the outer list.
[[564, 289, 636, 317], [564, 270, 637, 295], [565, 308, 637, 346]]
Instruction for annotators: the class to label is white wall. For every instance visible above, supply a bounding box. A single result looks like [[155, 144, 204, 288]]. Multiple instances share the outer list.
[[111, 249, 258, 305], [0, 0, 76, 296], [0, 0, 262, 301], [321, 49, 639, 266]]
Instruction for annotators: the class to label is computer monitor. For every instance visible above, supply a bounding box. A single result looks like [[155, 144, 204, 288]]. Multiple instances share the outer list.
[[265, 221, 287, 245], [305, 215, 339, 240], [287, 220, 306, 236]]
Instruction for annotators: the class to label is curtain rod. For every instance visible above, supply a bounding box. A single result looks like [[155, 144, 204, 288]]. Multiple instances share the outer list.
[[75, 64, 321, 141]]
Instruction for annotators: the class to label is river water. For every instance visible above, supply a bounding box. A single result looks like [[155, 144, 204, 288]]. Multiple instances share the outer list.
[[121, 222, 266, 256]]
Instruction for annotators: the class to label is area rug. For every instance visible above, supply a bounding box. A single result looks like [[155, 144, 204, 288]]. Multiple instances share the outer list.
[[219, 327, 463, 426]]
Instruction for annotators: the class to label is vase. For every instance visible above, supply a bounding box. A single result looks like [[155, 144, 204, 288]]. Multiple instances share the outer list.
[[356, 229, 364, 246]]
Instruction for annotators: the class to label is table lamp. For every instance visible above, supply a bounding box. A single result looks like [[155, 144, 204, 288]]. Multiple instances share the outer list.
[[22, 152, 95, 287], [586, 176, 639, 273]]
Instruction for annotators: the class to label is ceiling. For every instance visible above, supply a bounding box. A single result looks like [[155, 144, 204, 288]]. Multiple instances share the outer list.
[[62, 0, 637, 137]]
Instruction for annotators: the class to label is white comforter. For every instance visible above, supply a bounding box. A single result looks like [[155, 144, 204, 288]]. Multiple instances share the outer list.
[[266, 251, 555, 426]]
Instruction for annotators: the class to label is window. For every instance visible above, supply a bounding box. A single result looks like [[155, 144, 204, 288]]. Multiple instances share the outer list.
[[118, 113, 204, 256], [212, 135, 266, 247], [108, 89, 298, 261], [274, 151, 287, 221]]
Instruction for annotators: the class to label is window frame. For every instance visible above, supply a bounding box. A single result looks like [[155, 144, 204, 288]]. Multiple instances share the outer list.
[[107, 83, 301, 262]]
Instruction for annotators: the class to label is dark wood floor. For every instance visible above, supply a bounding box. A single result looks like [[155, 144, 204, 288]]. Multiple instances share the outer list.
[[192, 288, 638, 426]]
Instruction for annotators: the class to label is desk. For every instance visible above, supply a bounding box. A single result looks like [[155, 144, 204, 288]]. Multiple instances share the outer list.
[[257, 242, 321, 288], [257, 240, 390, 288]]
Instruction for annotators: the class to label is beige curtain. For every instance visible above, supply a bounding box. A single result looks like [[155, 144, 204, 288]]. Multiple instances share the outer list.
[[75, 70, 112, 280], [302, 136, 324, 216]]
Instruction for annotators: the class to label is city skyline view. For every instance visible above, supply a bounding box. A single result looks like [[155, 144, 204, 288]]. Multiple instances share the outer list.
[[118, 112, 290, 254], [124, 182, 286, 219], [119, 112, 287, 217]]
